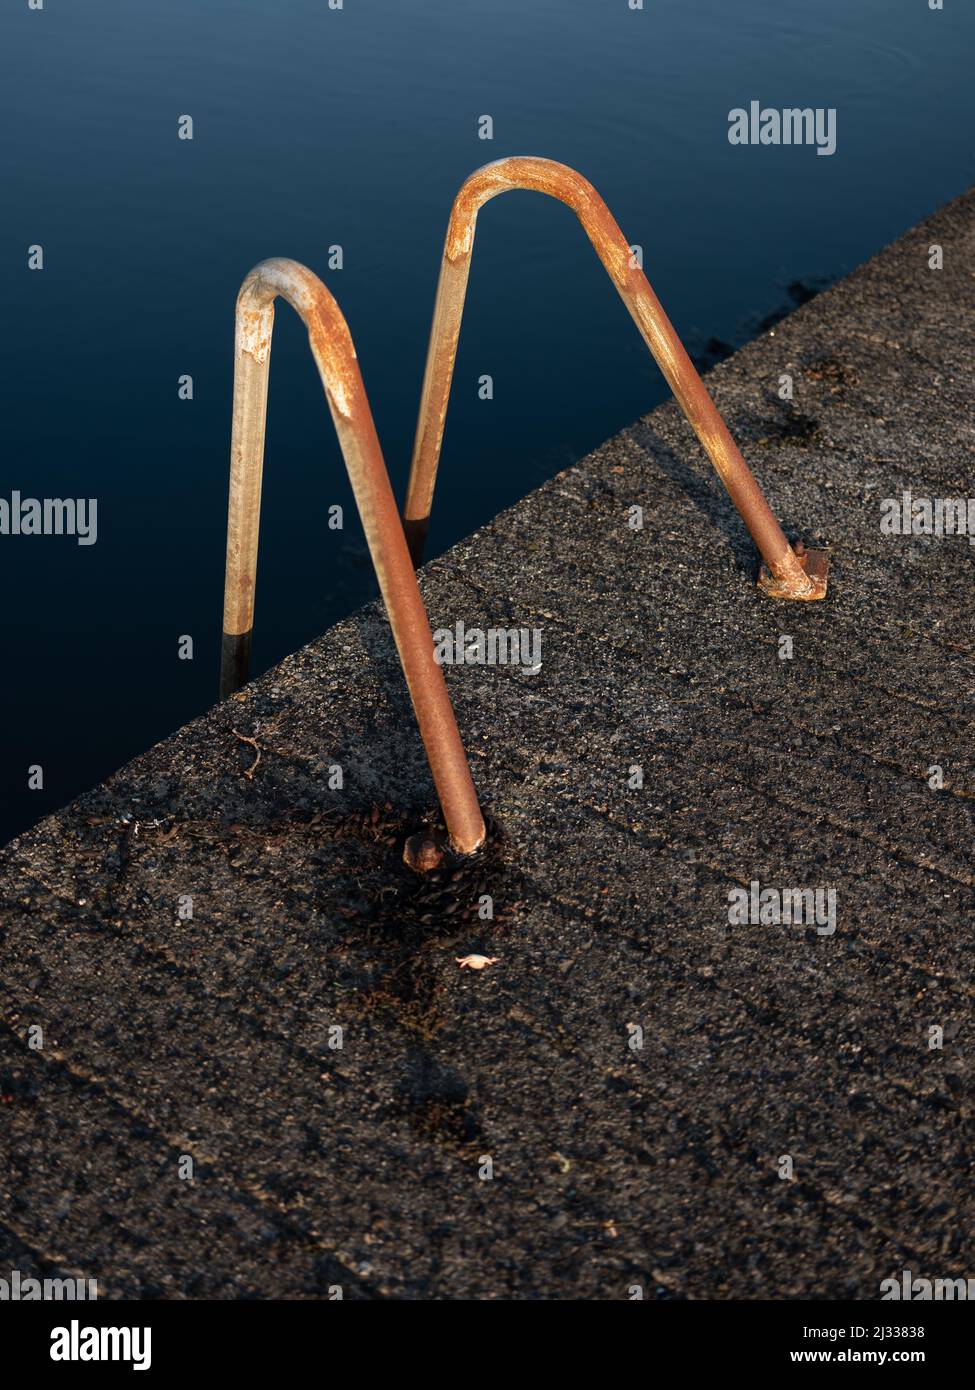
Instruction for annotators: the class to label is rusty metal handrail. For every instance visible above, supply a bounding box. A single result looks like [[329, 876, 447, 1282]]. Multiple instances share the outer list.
[[403, 156, 828, 600], [220, 258, 486, 855]]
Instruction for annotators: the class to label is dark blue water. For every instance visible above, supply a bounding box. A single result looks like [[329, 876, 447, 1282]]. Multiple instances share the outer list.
[[1, 0, 973, 845]]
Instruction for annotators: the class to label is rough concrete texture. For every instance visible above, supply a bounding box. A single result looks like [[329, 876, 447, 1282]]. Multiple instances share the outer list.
[[2, 191, 973, 1301]]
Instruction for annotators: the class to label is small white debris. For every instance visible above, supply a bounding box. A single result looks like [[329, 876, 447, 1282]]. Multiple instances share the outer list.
[[456, 954, 499, 971]]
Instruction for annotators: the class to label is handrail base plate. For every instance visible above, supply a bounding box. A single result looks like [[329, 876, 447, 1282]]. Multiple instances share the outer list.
[[757, 546, 830, 601]]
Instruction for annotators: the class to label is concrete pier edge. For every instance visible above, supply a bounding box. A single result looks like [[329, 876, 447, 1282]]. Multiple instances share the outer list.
[[1, 188, 973, 1299]]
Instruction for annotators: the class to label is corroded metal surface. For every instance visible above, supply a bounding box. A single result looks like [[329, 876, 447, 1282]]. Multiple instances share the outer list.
[[758, 542, 830, 601], [221, 258, 485, 855], [404, 156, 828, 600]]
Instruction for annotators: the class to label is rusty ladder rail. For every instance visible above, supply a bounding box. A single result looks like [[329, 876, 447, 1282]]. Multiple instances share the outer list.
[[220, 257, 486, 856], [403, 156, 829, 600]]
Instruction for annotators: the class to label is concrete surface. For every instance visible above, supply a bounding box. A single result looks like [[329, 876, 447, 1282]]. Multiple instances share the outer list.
[[1, 190, 973, 1300]]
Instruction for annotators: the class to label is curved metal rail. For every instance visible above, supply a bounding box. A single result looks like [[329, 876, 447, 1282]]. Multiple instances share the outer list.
[[220, 258, 486, 855], [403, 156, 828, 600]]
